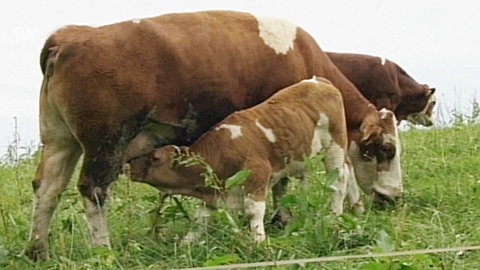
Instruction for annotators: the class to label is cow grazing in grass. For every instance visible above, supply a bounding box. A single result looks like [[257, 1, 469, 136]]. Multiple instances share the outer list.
[[129, 77, 364, 242], [28, 11, 401, 260], [327, 52, 436, 126]]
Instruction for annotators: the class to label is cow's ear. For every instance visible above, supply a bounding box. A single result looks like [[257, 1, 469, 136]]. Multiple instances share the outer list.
[[178, 146, 190, 157]]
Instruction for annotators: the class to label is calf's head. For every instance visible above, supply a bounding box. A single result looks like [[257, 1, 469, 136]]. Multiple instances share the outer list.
[[350, 108, 403, 206], [128, 145, 203, 191]]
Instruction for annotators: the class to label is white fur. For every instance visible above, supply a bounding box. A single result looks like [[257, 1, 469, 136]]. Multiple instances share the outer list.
[[216, 124, 243, 139], [244, 198, 266, 242], [381, 57, 387, 65], [83, 196, 111, 247], [310, 113, 329, 155], [255, 15, 297, 55], [347, 109, 403, 199], [303, 76, 319, 84], [132, 19, 141, 24], [255, 119, 276, 143]]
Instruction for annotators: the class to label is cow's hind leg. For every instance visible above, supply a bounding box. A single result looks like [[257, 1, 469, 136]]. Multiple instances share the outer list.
[[27, 139, 81, 260], [78, 142, 126, 248]]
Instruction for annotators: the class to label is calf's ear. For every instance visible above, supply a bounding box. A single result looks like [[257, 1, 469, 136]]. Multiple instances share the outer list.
[[170, 145, 192, 168]]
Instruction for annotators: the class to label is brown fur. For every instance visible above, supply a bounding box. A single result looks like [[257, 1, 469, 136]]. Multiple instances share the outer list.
[[129, 78, 363, 240], [29, 11, 393, 260], [327, 52, 435, 124]]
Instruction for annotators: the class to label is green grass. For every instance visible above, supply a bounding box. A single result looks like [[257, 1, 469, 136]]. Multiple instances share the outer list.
[[1, 123, 480, 269]]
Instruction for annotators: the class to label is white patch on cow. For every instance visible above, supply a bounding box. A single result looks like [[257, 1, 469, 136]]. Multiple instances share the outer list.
[[380, 57, 387, 65], [132, 19, 141, 24], [310, 113, 330, 155], [255, 119, 276, 143], [303, 76, 319, 84], [83, 197, 111, 247], [255, 15, 297, 55], [244, 198, 266, 242], [216, 124, 243, 139], [375, 109, 403, 196]]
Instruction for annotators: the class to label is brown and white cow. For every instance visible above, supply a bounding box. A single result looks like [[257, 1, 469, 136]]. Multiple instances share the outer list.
[[28, 11, 400, 260], [327, 52, 436, 126], [129, 77, 364, 242]]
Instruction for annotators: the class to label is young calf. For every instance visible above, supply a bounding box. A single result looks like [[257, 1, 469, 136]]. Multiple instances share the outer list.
[[129, 77, 364, 242]]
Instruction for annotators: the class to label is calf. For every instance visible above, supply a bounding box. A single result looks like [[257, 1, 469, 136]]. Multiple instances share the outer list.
[[129, 77, 364, 242], [327, 52, 436, 126]]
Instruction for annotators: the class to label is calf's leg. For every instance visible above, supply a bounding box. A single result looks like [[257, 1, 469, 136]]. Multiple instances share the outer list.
[[243, 159, 270, 242], [323, 144, 349, 215], [270, 177, 292, 228]]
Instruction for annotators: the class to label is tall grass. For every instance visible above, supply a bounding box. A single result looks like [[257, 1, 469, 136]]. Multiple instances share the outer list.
[[1, 104, 480, 269]]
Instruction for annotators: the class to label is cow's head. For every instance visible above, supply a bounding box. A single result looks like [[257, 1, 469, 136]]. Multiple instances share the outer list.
[[349, 108, 403, 206], [406, 86, 436, 126], [396, 85, 436, 126]]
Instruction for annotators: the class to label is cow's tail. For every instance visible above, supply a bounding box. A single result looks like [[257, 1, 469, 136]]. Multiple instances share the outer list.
[[40, 35, 59, 76]]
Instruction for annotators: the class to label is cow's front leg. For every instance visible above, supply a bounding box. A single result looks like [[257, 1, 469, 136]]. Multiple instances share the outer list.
[[244, 197, 267, 242], [243, 159, 270, 242], [345, 157, 365, 215]]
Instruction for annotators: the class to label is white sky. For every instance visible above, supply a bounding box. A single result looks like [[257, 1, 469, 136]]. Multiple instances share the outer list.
[[1, 0, 479, 156]]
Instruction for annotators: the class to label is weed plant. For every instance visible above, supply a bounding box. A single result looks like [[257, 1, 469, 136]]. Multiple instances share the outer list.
[[1, 108, 480, 269]]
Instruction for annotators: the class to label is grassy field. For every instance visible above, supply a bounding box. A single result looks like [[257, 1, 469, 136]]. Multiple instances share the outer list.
[[1, 123, 480, 269]]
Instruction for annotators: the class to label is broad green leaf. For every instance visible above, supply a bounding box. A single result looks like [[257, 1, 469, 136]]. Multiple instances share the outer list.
[[225, 170, 251, 190], [203, 254, 239, 266], [376, 229, 395, 252]]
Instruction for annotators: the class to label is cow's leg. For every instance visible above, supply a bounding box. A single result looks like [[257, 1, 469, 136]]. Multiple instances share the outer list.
[[243, 159, 270, 242], [78, 140, 126, 248], [27, 140, 82, 261], [270, 178, 292, 228], [345, 157, 365, 215]]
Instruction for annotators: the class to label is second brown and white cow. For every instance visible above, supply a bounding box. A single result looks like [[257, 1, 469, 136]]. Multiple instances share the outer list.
[[327, 52, 436, 126], [129, 77, 364, 242]]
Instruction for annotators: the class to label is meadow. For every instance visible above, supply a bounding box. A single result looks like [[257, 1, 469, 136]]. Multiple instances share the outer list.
[[1, 118, 480, 269]]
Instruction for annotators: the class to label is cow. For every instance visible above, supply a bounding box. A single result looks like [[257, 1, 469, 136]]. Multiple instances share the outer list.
[[28, 10, 401, 260], [129, 77, 364, 242], [326, 52, 436, 126]]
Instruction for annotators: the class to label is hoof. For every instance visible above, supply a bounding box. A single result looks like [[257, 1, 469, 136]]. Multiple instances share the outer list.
[[270, 209, 292, 229], [25, 241, 49, 261]]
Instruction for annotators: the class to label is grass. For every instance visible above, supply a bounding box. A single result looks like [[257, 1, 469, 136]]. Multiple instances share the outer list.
[[1, 121, 480, 269]]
